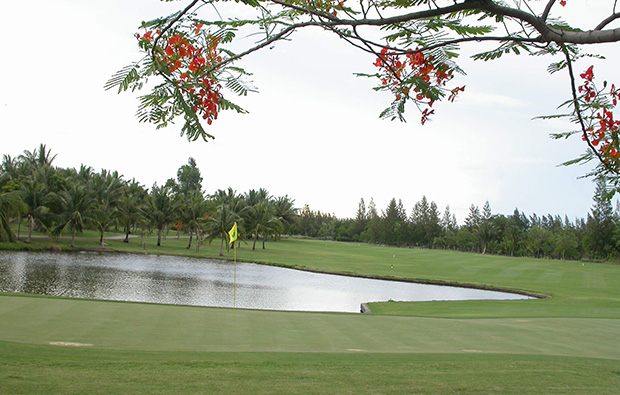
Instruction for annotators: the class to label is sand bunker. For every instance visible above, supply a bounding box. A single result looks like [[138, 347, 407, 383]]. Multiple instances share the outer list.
[[49, 341, 93, 347]]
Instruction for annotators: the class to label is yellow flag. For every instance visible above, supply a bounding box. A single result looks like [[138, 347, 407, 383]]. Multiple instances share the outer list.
[[228, 222, 238, 245]]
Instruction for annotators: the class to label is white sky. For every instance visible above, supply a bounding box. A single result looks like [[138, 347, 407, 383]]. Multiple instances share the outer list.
[[1, 0, 619, 223]]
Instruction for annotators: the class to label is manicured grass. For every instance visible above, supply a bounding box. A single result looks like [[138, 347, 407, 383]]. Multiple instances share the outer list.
[[2, 341, 620, 394], [1, 294, 619, 357], [2, 236, 620, 393]]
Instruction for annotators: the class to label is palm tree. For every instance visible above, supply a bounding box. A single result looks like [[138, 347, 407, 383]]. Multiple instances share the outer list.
[[17, 144, 56, 182], [88, 170, 123, 205], [117, 180, 146, 243], [143, 184, 176, 247], [0, 190, 25, 242], [92, 199, 119, 248], [244, 188, 270, 207], [205, 188, 244, 256], [73, 164, 94, 186], [180, 191, 207, 249], [272, 195, 298, 239], [19, 144, 56, 167], [20, 178, 55, 243], [205, 202, 238, 256], [86, 170, 124, 248], [53, 185, 93, 248], [1, 154, 20, 184], [246, 200, 279, 250]]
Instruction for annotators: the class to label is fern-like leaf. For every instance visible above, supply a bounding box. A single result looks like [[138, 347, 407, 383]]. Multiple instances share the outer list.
[[104, 62, 141, 93]]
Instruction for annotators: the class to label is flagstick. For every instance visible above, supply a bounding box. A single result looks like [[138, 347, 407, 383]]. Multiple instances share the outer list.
[[233, 240, 237, 319], [228, 222, 238, 320]]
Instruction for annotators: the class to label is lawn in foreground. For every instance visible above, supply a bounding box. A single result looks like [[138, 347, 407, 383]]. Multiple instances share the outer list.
[[1, 295, 620, 394], [3, 341, 620, 394]]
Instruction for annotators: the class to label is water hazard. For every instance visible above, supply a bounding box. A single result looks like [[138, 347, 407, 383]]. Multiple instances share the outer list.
[[0, 251, 530, 313]]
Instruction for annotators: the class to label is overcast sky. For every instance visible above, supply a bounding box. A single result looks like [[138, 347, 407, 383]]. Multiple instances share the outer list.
[[1, 0, 619, 223]]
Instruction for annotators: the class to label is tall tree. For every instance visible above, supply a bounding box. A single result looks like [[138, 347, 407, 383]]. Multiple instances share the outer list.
[[464, 204, 481, 230], [502, 208, 529, 256], [91, 199, 119, 249], [18, 144, 57, 174], [117, 183, 145, 243], [20, 178, 55, 243], [180, 191, 207, 249], [176, 157, 203, 197], [476, 201, 496, 254], [441, 205, 458, 232], [144, 184, 177, 247], [584, 178, 617, 259], [381, 198, 406, 246], [246, 200, 279, 250], [351, 197, 368, 240], [365, 198, 381, 244], [0, 190, 24, 242], [53, 185, 93, 248], [206, 188, 245, 255], [273, 195, 298, 238]]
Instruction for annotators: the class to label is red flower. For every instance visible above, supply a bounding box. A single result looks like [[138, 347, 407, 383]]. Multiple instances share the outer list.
[[421, 108, 434, 125], [580, 66, 594, 82]]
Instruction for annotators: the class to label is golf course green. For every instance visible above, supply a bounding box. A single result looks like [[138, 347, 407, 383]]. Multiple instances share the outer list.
[[1, 237, 619, 393]]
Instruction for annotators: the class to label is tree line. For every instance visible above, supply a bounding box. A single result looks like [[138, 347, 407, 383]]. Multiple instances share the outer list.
[[2, 144, 618, 261], [0, 145, 296, 255], [290, 184, 619, 261]]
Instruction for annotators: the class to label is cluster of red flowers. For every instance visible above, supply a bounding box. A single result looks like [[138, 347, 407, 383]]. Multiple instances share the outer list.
[[578, 65, 596, 103], [579, 66, 620, 161], [137, 25, 223, 125], [373, 47, 464, 124]]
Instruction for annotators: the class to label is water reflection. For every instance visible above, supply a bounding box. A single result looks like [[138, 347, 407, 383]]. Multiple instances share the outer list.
[[0, 251, 530, 313]]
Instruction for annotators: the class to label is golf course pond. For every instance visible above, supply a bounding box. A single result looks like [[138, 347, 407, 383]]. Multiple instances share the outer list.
[[0, 251, 532, 313]]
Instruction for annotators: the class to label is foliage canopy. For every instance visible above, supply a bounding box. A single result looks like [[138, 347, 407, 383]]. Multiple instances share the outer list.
[[107, 1, 620, 182]]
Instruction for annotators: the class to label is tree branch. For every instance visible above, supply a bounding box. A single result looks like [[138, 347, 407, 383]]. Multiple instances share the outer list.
[[267, 0, 620, 45], [541, 0, 556, 22], [595, 12, 620, 30], [561, 45, 616, 174], [151, 0, 202, 58], [205, 22, 320, 75]]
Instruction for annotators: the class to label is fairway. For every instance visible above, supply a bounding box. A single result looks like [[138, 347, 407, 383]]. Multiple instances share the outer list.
[[2, 238, 620, 393], [1, 295, 620, 358]]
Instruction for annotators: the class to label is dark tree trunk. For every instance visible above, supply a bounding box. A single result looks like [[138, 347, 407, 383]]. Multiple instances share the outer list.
[[124, 223, 130, 243]]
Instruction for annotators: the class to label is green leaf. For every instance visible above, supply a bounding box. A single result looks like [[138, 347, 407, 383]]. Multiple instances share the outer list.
[[173, 88, 215, 142], [380, 99, 407, 122], [219, 98, 248, 114], [104, 62, 142, 93]]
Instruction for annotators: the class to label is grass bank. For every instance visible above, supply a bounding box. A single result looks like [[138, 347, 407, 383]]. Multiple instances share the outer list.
[[2, 236, 620, 393], [6, 234, 616, 318]]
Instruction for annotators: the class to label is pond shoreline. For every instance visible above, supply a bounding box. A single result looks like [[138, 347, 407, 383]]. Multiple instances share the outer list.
[[0, 242, 546, 301]]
